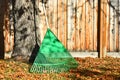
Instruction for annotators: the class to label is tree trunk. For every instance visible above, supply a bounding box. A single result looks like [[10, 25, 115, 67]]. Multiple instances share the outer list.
[[11, 0, 38, 61]]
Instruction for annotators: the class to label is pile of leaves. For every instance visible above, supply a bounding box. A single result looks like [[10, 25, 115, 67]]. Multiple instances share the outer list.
[[0, 57, 120, 80]]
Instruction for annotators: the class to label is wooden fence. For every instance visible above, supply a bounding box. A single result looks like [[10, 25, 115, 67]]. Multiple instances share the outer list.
[[107, 0, 120, 52], [1, 0, 120, 58], [38, 0, 98, 52], [38, 0, 120, 52]]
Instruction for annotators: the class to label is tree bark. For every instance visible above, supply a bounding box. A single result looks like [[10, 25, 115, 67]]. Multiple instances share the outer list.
[[11, 0, 38, 61]]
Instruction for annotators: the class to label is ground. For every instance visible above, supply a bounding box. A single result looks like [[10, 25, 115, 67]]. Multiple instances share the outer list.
[[0, 57, 120, 80]]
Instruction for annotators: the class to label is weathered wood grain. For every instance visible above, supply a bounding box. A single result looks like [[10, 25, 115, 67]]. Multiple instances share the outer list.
[[63, 0, 67, 48], [93, 0, 98, 51], [107, 0, 110, 52], [85, 0, 94, 51], [99, 0, 108, 58], [3, 0, 14, 54], [76, 0, 81, 51], [115, 0, 119, 51], [4, 0, 120, 54], [72, 0, 77, 50], [85, 1, 90, 51], [109, 3, 114, 52], [58, 0, 63, 43], [67, 0, 73, 50], [80, 0, 86, 51], [39, 2, 47, 42], [89, 0, 94, 51], [36, 0, 120, 52], [53, 0, 58, 36]]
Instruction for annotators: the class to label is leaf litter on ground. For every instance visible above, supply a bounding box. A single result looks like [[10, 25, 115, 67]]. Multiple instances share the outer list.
[[0, 57, 120, 80]]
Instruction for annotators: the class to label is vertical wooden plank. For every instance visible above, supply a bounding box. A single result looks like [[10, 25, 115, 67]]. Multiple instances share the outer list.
[[89, 0, 94, 51], [52, 0, 58, 36], [48, 0, 53, 29], [102, 0, 107, 57], [104, 0, 108, 54], [58, 0, 61, 42], [67, 0, 73, 50], [112, 0, 119, 52], [93, 0, 98, 51], [47, 0, 50, 28], [48, 0, 59, 39], [4, 0, 14, 59], [4, 0, 10, 53], [99, 0, 103, 57], [109, 0, 114, 51], [80, 0, 86, 51], [67, 0, 76, 50], [99, 0, 107, 58], [58, 0, 64, 45], [71, 0, 76, 50], [85, 0, 94, 51], [63, 0, 67, 48], [67, 0, 75, 51], [46, 1, 51, 29], [107, 0, 110, 52], [76, 0, 81, 51], [39, 2, 47, 42], [85, 0, 90, 51], [116, 1, 119, 51], [4, 18, 10, 52], [113, 1, 117, 51], [61, 0, 65, 46], [116, 21, 119, 51]]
